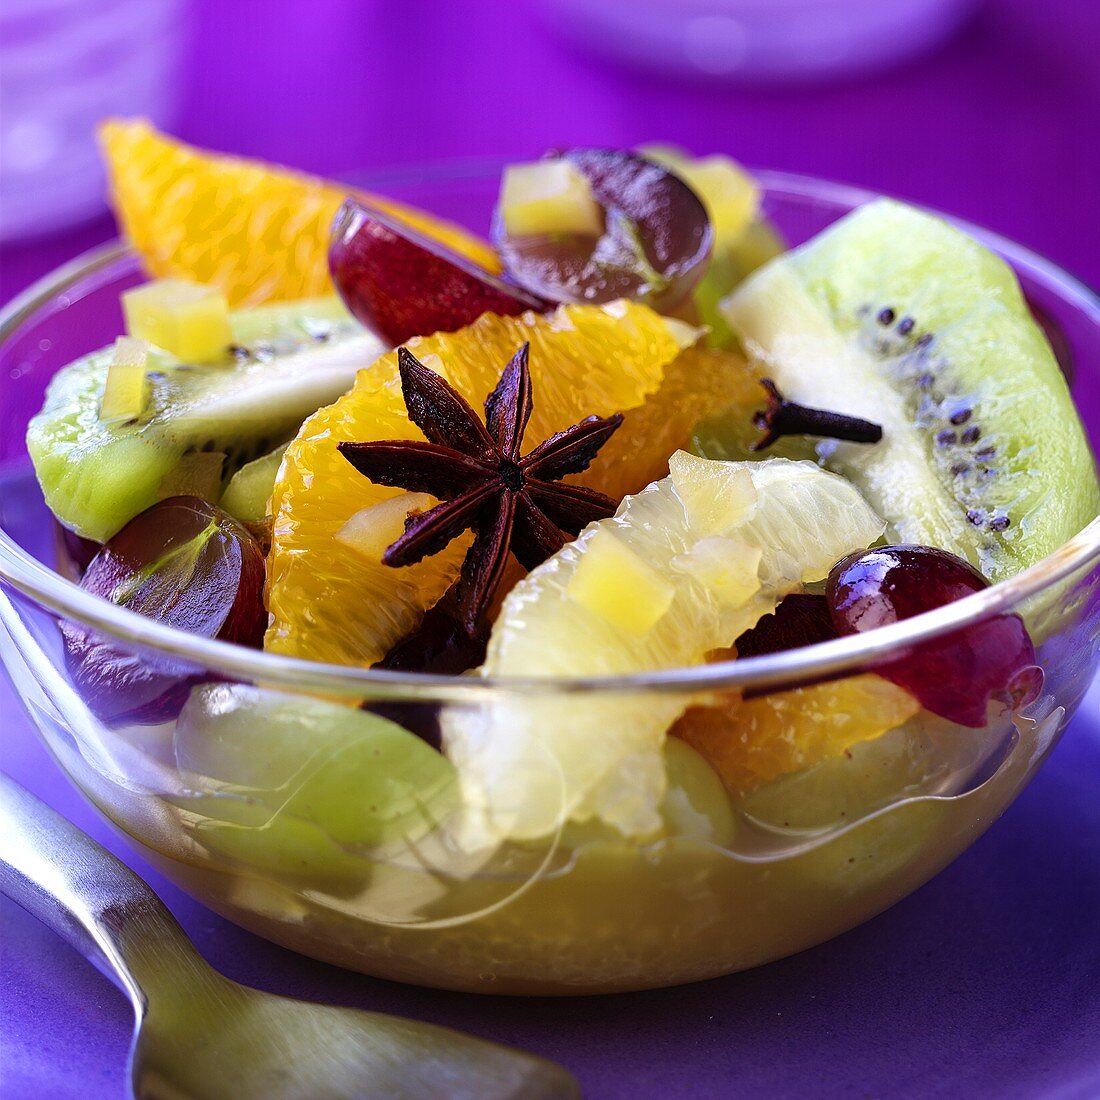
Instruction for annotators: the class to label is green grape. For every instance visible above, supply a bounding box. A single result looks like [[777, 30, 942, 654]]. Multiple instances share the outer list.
[[173, 684, 458, 879]]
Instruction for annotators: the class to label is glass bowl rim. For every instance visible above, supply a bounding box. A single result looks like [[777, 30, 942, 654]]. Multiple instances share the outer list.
[[0, 166, 1097, 702]]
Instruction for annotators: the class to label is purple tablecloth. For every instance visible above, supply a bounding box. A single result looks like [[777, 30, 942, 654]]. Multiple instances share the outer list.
[[2, 1, 1099, 1096]]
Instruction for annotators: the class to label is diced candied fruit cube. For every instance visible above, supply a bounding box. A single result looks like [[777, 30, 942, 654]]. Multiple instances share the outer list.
[[99, 336, 149, 423], [122, 279, 232, 363], [566, 528, 675, 635], [499, 159, 603, 238]]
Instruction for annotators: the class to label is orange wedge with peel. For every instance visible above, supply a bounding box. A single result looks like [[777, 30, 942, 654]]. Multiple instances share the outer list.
[[99, 119, 500, 308]]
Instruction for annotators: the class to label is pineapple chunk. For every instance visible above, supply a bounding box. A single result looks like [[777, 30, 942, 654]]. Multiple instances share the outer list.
[[500, 160, 603, 238], [122, 279, 233, 363], [681, 156, 759, 243], [566, 528, 675, 635], [99, 336, 150, 423], [336, 492, 435, 562]]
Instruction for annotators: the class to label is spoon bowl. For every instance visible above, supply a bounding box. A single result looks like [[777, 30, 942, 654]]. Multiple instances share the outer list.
[[0, 773, 579, 1100]]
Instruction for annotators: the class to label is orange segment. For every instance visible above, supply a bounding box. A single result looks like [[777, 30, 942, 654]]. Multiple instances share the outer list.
[[99, 119, 500, 308], [672, 675, 921, 794], [582, 345, 755, 501], [265, 301, 695, 667]]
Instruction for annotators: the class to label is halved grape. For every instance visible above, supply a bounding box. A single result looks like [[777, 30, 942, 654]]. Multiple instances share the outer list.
[[174, 684, 458, 880], [330, 198, 546, 344], [494, 149, 712, 313], [826, 545, 1040, 728], [61, 496, 266, 724], [54, 522, 101, 581]]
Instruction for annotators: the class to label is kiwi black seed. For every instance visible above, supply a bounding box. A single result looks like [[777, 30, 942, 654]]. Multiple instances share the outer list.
[[849, 301, 1032, 547]]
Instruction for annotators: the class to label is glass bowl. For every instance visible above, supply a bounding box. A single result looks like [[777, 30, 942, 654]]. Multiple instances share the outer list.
[[1, 167, 1098, 996]]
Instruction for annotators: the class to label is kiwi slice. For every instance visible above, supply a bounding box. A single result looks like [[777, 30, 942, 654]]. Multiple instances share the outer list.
[[219, 443, 288, 527], [724, 199, 1099, 582], [28, 297, 384, 542]]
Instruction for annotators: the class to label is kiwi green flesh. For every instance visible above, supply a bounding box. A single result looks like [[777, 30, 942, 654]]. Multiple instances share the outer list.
[[723, 199, 1100, 582], [28, 298, 384, 542], [693, 218, 784, 349], [219, 443, 288, 526]]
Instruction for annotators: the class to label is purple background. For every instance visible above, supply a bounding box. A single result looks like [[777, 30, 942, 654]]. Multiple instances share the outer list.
[[2, 1, 1099, 1096]]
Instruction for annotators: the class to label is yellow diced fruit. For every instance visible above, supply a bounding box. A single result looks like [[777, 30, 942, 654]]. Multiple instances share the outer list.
[[99, 336, 149, 423], [669, 450, 757, 535], [122, 279, 233, 363], [566, 528, 675, 635], [336, 492, 436, 562], [500, 159, 603, 238], [683, 156, 760, 244]]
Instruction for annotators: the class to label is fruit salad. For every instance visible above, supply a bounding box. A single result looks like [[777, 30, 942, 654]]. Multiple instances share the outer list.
[[19, 121, 1100, 993]]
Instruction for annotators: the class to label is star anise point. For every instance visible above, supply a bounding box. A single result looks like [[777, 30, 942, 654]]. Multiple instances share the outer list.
[[340, 346, 623, 640]]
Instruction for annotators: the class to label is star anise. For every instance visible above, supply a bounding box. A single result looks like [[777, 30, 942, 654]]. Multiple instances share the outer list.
[[338, 344, 623, 635]]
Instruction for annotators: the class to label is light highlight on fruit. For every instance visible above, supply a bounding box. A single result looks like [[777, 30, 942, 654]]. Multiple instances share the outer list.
[[336, 492, 436, 562]]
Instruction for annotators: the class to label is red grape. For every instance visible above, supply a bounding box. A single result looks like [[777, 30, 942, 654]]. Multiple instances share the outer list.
[[734, 593, 837, 660], [329, 198, 547, 344], [62, 496, 266, 724], [494, 148, 712, 313], [54, 521, 101, 580], [826, 545, 1041, 728], [732, 593, 840, 697]]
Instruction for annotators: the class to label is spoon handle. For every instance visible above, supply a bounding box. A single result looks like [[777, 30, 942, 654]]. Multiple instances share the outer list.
[[0, 772, 200, 1012]]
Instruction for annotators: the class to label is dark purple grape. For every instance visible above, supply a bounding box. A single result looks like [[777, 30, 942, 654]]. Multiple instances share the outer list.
[[53, 521, 101, 580], [732, 593, 840, 698], [330, 198, 546, 345], [734, 594, 838, 659], [61, 496, 266, 725], [826, 545, 1041, 728], [494, 148, 712, 312]]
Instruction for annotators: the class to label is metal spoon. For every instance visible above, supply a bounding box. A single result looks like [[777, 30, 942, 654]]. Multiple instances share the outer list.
[[0, 773, 579, 1099]]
